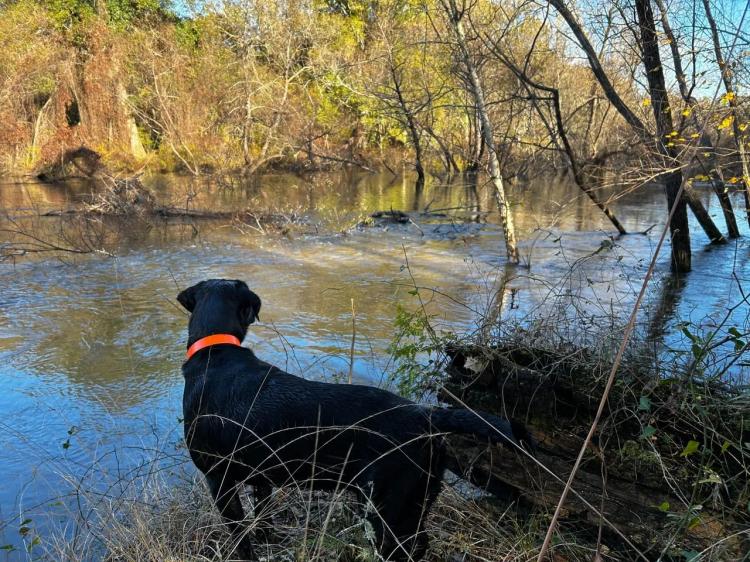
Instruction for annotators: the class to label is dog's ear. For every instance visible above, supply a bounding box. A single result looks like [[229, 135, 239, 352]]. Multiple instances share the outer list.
[[234, 280, 262, 325], [177, 281, 203, 313]]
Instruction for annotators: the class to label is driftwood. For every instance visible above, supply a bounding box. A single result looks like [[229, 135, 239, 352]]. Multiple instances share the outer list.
[[440, 344, 749, 559]]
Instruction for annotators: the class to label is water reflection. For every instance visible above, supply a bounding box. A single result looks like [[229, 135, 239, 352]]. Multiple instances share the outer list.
[[0, 171, 748, 553]]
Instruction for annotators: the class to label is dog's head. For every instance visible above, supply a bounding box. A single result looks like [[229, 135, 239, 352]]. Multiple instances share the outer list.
[[177, 279, 262, 344]]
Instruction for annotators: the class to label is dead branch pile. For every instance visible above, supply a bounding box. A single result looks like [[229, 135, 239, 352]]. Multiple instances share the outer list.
[[440, 343, 750, 560]]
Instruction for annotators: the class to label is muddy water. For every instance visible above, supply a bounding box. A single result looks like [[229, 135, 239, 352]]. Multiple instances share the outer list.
[[0, 172, 748, 556]]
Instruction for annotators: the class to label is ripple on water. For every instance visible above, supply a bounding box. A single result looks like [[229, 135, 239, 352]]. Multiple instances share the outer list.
[[0, 175, 748, 549]]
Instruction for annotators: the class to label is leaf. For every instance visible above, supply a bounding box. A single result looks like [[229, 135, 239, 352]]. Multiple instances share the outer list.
[[720, 91, 735, 104], [681, 549, 701, 561], [657, 501, 670, 512], [699, 470, 722, 485], [642, 98, 651, 107], [0, 545, 16, 551], [721, 440, 731, 453], [641, 425, 657, 439], [717, 115, 734, 130], [638, 396, 652, 412], [680, 440, 700, 457], [18, 527, 29, 537], [681, 326, 698, 342]]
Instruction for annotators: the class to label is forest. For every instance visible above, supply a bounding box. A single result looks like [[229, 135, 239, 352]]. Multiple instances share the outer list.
[[0, 0, 749, 561]]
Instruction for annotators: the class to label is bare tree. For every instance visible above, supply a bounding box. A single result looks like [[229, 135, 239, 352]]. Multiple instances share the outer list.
[[438, 0, 519, 263], [654, 0, 740, 238], [702, 0, 750, 227], [476, 17, 627, 235], [547, 0, 728, 272]]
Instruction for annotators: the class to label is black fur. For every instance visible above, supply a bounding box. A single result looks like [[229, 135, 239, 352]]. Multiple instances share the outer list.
[[178, 279, 527, 561]]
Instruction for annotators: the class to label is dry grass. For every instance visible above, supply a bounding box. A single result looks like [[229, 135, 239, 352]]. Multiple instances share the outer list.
[[41, 467, 544, 562]]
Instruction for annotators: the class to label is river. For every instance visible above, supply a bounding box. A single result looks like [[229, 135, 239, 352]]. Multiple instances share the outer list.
[[0, 171, 747, 558]]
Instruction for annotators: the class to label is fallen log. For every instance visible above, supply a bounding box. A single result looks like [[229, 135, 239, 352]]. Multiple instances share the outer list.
[[439, 343, 750, 559]]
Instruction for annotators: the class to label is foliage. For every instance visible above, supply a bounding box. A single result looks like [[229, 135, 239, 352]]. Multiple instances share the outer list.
[[0, 0, 746, 182], [388, 301, 455, 398]]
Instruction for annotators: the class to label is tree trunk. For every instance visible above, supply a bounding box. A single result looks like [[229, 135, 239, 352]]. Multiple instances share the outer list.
[[389, 59, 425, 189], [636, 0, 693, 272], [702, 0, 750, 228], [465, 108, 484, 174], [443, 0, 519, 263], [654, 0, 739, 238], [440, 344, 748, 559]]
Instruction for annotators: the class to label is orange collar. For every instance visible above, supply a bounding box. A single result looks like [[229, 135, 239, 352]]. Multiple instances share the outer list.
[[186, 334, 241, 360]]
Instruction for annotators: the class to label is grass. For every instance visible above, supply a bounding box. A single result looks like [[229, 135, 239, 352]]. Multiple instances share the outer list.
[[42, 461, 605, 562]]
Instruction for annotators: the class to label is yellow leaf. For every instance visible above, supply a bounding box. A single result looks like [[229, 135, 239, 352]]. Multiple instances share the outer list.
[[718, 116, 734, 130], [682, 108, 692, 117], [739, 123, 748, 132], [704, 152, 711, 157], [695, 174, 710, 181], [666, 142, 675, 147], [642, 98, 651, 107], [721, 91, 736, 104], [690, 133, 700, 138], [728, 177, 739, 184], [678, 138, 686, 142]]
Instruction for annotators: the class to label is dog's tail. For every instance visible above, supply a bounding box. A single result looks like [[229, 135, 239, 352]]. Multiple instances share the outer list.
[[429, 407, 534, 451]]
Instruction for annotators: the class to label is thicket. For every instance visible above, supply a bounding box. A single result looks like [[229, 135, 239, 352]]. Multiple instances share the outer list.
[[0, 0, 645, 177]]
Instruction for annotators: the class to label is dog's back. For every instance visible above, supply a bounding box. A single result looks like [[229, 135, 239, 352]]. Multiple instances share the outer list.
[[183, 345, 437, 490]]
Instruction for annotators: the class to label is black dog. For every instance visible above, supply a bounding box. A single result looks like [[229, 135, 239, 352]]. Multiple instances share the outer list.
[[178, 279, 529, 561]]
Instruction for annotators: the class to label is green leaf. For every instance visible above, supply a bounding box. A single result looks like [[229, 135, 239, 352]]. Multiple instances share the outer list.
[[691, 343, 703, 359], [20, 519, 32, 526], [18, 527, 30, 537], [681, 550, 701, 562], [699, 470, 722, 485], [656, 501, 670, 512], [721, 440, 731, 453], [680, 440, 700, 457], [638, 396, 652, 412], [641, 425, 657, 439], [728, 327, 742, 338], [0, 545, 16, 551], [681, 326, 698, 342]]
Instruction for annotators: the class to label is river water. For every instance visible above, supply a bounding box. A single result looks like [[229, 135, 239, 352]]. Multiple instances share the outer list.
[[0, 172, 748, 557]]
